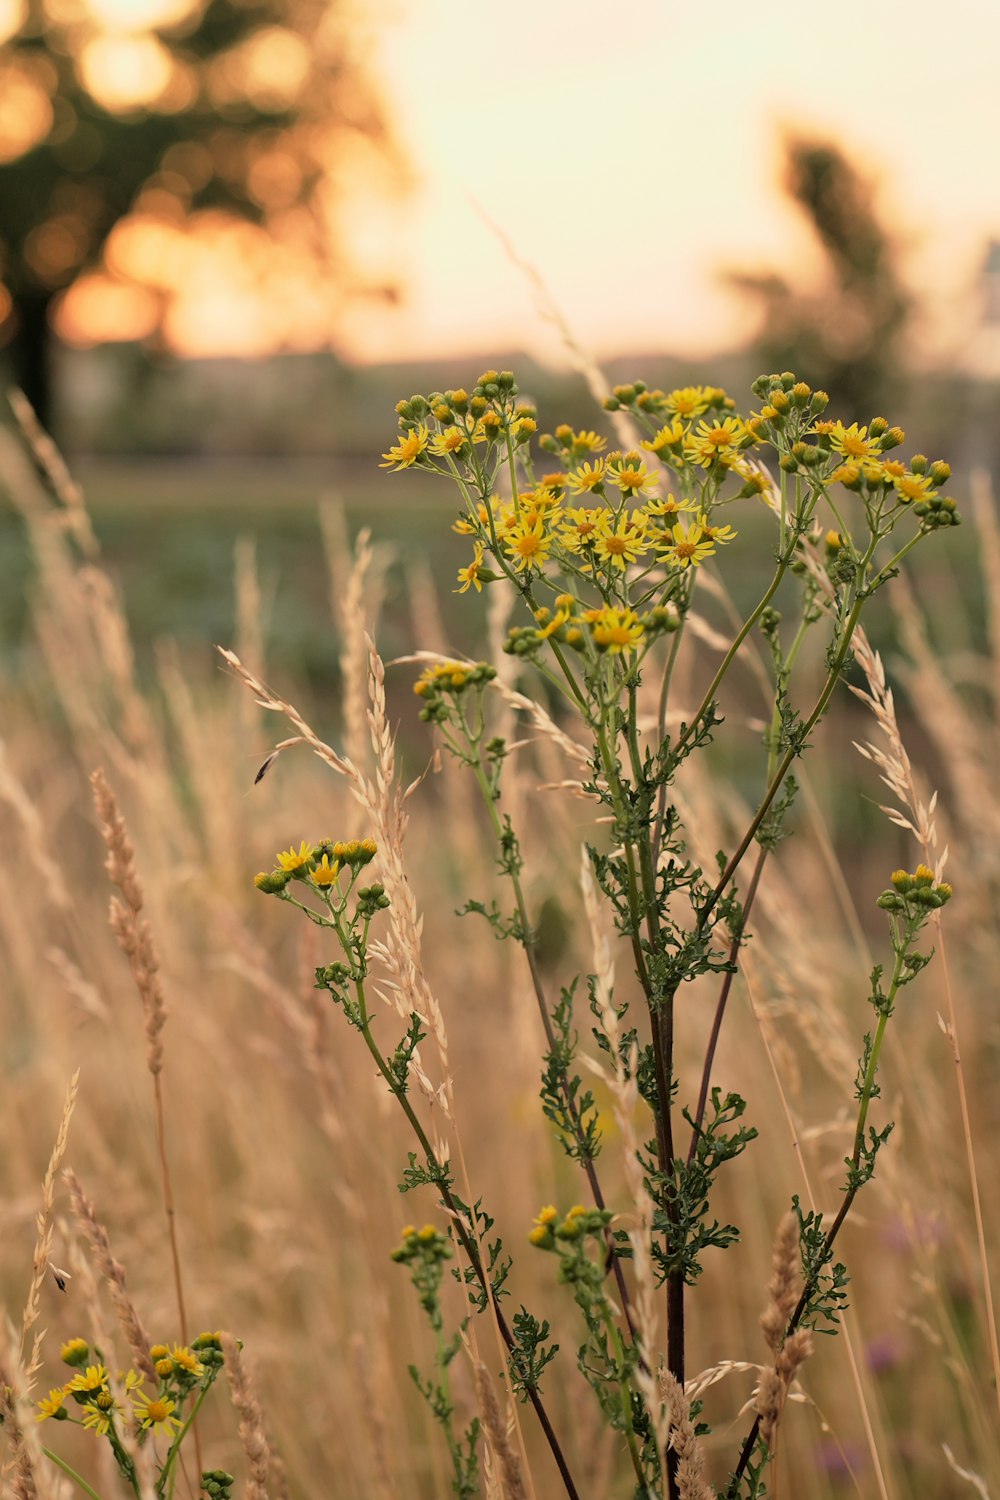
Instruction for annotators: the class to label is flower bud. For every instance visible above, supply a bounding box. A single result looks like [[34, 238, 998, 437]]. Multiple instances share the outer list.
[[810, 390, 830, 413]]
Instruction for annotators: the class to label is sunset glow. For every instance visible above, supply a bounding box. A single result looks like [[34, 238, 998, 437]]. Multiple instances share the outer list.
[[31, 0, 1000, 367]]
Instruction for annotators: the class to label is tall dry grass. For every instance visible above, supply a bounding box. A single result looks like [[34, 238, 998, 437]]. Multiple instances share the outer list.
[[0, 408, 997, 1499]]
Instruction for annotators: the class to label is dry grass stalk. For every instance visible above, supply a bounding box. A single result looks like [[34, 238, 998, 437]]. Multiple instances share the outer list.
[[474, 1362, 529, 1500], [89, 765, 193, 1378], [320, 507, 376, 774], [755, 1212, 813, 1455], [852, 602, 1000, 1419], [19, 1070, 80, 1383], [659, 1368, 713, 1500], [221, 1331, 273, 1500], [754, 1328, 813, 1455], [7, 388, 98, 559], [0, 741, 72, 913], [89, 767, 167, 1074], [850, 624, 941, 862], [759, 1211, 800, 1356], [0, 1342, 40, 1500], [579, 851, 670, 1459], [64, 1169, 156, 1382], [219, 642, 455, 1139]]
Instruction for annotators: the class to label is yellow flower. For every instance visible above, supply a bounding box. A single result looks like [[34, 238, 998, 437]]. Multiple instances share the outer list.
[[456, 544, 485, 594], [504, 518, 551, 573], [414, 662, 470, 695], [694, 511, 737, 544], [643, 494, 695, 520], [60, 1339, 89, 1367], [67, 1364, 108, 1396], [379, 425, 430, 470], [684, 417, 746, 468], [559, 507, 608, 553], [169, 1345, 204, 1377], [585, 606, 645, 654], [665, 386, 712, 419], [657, 522, 717, 570], [276, 841, 314, 874], [81, 1400, 115, 1435], [534, 1205, 558, 1226], [893, 472, 936, 503], [428, 427, 469, 458], [567, 459, 607, 494], [605, 452, 658, 496], [132, 1391, 183, 1438], [569, 429, 607, 454], [593, 513, 651, 571], [309, 854, 341, 889], [827, 421, 882, 463], [36, 1387, 68, 1422], [640, 421, 687, 455]]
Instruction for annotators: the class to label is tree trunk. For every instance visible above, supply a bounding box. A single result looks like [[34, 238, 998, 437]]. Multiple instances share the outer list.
[[6, 288, 56, 435]]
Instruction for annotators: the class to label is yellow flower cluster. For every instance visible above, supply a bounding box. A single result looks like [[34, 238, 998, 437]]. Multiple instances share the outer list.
[[254, 837, 378, 895], [37, 1338, 215, 1438]]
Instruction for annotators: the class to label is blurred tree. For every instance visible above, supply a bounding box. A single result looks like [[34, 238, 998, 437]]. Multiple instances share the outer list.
[[726, 137, 912, 416], [0, 0, 400, 430]]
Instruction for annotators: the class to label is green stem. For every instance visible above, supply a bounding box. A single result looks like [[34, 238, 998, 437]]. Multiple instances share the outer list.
[[727, 935, 910, 1495], [598, 1303, 649, 1496], [157, 1380, 213, 1497], [464, 750, 641, 1348], [42, 1447, 110, 1500], [351, 977, 582, 1500], [672, 538, 800, 759]]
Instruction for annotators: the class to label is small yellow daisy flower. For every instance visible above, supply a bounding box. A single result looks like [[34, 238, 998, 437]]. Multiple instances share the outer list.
[[605, 453, 658, 496], [569, 429, 606, 454], [827, 421, 882, 463], [585, 606, 645, 654], [169, 1345, 204, 1377], [684, 417, 746, 468], [893, 472, 936, 503], [665, 386, 712, 419], [67, 1364, 108, 1396], [379, 425, 430, 470], [81, 1402, 114, 1435], [593, 514, 650, 571], [276, 841, 314, 874], [309, 854, 341, 889], [643, 494, 695, 521], [658, 522, 717, 570], [640, 420, 687, 456], [36, 1387, 68, 1422], [694, 512, 737, 544], [428, 428, 469, 458], [504, 518, 551, 573], [567, 459, 608, 494], [132, 1391, 183, 1438], [559, 507, 608, 553], [456, 544, 486, 594]]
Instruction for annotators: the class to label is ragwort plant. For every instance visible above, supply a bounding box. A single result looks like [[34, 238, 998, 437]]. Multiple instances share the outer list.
[[252, 371, 957, 1499], [34, 1333, 233, 1499]]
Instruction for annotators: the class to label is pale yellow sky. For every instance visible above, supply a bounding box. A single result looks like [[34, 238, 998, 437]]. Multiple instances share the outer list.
[[334, 0, 1000, 368], [22, 0, 1000, 366]]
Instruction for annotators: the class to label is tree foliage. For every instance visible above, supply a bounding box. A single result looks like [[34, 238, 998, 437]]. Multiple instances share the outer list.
[[0, 0, 398, 426], [726, 135, 912, 415]]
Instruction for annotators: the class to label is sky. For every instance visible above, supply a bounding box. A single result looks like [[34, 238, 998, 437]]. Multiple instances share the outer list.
[[333, 0, 1000, 369], [10, 0, 1000, 369]]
